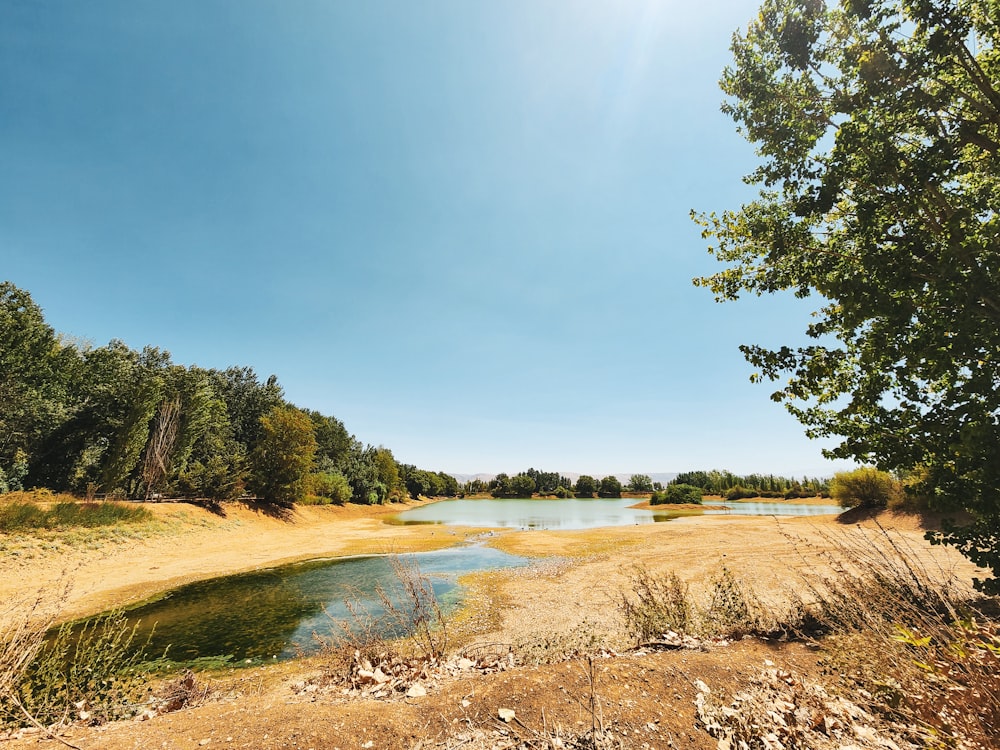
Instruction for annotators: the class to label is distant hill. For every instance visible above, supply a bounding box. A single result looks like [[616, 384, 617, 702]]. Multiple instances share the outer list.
[[448, 472, 678, 486]]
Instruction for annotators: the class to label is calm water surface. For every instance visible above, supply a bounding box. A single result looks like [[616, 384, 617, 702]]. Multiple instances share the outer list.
[[391, 497, 842, 529]]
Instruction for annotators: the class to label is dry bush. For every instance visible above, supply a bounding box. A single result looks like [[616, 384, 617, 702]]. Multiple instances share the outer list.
[[313, 555, 449, 692], [619, 564, 808, 644], [637, 525, 1000, 750], [618, 569, 692, 642], [152, 669, 211, 714], [0, 589, 65, 729], [798, 527, 998, 749], [695, 664, 918, 750]]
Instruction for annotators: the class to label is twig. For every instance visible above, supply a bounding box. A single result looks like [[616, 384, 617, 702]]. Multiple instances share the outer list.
[[12, 696, 83, 750]]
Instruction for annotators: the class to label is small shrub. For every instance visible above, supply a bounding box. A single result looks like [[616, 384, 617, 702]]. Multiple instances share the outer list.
[[305, 472, 352, 506], [3, 609, 155, 728], [316, 556, 448, 689], [619, 569, 693, 642], [829, 467, 900, 509], [701, 567, 765, 638], [725, 485, 756, 501]]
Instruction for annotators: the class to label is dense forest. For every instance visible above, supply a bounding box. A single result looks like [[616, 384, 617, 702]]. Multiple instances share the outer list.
[[0, 282, 452, 506]]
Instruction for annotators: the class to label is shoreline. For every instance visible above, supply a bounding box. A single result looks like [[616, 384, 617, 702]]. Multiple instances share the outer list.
[[0, 498, 972, 627]]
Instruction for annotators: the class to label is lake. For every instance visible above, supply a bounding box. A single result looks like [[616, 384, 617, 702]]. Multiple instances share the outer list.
[[390, 497, 842, 529]]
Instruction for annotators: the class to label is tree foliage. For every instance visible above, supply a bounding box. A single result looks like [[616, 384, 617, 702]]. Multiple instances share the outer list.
[[627, 474, 654, 493], [0, 283, 450, 508], [651, 484, 704, 505], [695, 0, 1000, 588], [829, 466, 901, 508], [248, 406, 317, 505], [598, 475, 623, 498], [574, 475, 597, 498]]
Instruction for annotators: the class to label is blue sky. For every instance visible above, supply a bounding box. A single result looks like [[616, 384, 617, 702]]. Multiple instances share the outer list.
[[1, 0, 855, 477]]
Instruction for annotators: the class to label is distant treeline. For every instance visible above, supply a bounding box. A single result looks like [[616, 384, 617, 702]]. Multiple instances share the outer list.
[[472, 470, 634, 499], [464, 469, 830, 501], [0, 282, 447, 506], [671, 470, 830, 500]]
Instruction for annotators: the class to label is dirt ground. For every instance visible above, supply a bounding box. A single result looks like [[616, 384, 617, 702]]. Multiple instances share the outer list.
[[1, 500, 985, 749]]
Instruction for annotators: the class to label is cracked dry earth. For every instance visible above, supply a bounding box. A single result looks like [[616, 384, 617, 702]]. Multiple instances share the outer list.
[[1, 501, 980, 749]]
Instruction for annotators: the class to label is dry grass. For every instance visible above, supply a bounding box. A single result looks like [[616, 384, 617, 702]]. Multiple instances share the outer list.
[[311, 555, 449, 692], [619, 525, 999, 749]]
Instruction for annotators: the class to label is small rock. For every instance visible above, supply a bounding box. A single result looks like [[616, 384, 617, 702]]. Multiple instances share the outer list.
[[406, 682, 427, 698], [498, 708, 516, 723]]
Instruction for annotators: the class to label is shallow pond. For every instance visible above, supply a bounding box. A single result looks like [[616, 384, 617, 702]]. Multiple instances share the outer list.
[[390, 497, 842, 529], [118, 544, 526, 666]]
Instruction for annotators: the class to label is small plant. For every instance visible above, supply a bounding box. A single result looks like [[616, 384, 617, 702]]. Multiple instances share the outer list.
[[3, 609, 156, 729], [315, 555, 448, 691], [619, 569, 692, 642]]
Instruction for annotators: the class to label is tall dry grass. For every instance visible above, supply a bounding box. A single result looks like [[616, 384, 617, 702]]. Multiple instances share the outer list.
[[620, 525, 998, 749]]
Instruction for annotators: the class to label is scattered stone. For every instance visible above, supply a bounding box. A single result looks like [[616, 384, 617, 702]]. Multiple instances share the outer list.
[[406, 682, 427, 698]]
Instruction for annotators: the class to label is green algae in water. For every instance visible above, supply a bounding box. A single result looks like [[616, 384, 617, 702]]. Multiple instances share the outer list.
[[107, 545, 526, 666]]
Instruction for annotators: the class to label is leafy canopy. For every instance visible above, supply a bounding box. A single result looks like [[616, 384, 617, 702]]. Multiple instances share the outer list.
[[694, 0, 1000, 589]]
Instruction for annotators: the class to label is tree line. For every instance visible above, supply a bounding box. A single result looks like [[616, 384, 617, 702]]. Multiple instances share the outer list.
[[670, 470, 829, 499], [466, 470, 674, 499], [0, 282, 445, 506]]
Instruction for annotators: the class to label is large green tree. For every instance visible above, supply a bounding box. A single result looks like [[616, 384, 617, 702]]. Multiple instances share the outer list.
[[248, 406, 317, 505], [0, 283, 77, 490], [695, 0, 1000, 590]]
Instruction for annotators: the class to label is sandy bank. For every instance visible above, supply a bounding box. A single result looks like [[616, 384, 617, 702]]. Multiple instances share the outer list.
[[2, 497, 979, 632]]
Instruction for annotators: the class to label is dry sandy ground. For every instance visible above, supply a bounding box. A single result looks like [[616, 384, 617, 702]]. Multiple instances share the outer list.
[[1, 500, 986, 750]]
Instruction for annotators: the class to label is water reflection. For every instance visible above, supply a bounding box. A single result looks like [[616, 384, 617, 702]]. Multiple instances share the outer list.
[[391, 497, 842, 529]]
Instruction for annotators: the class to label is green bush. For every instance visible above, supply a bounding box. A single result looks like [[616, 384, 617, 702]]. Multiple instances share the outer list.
[[305, 472, 352, 505], [829, 467, 900, 509], [651, 484, 704, 505], [2, 610, 155, 728]]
